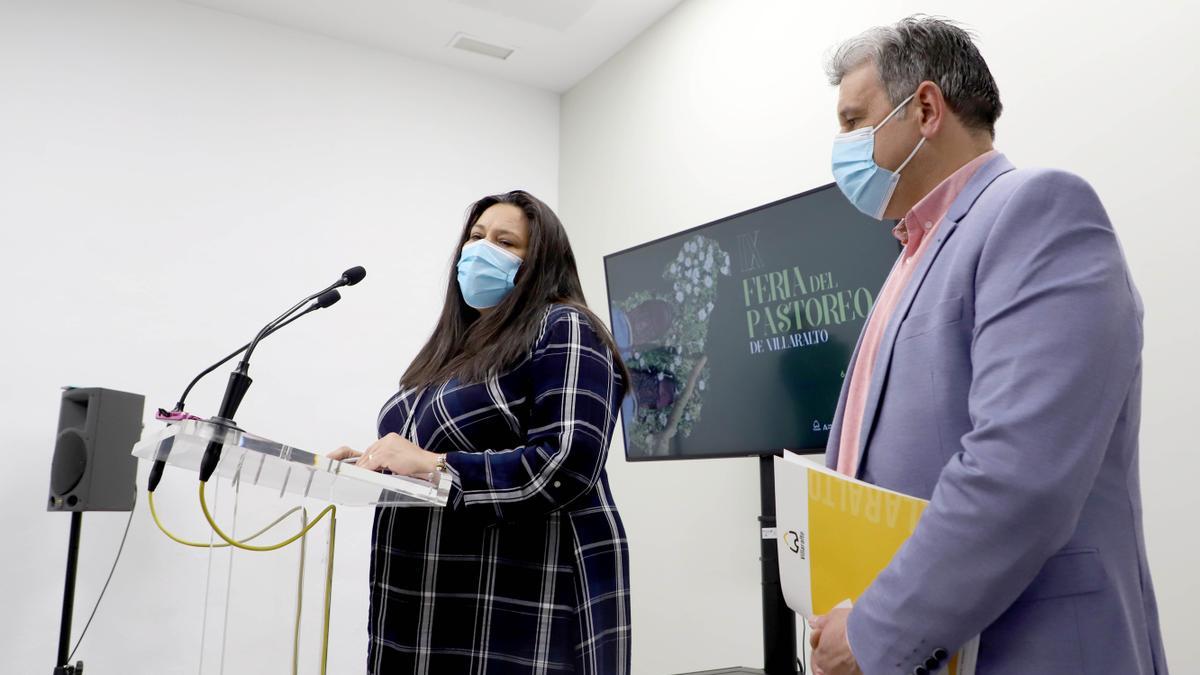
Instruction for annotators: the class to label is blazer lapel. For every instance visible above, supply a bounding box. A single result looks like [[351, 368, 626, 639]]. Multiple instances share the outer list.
[[853, 154, 1016, 478]]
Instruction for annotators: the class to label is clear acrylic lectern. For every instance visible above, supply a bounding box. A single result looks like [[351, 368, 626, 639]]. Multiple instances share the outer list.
[[132, 418, 449, 507]]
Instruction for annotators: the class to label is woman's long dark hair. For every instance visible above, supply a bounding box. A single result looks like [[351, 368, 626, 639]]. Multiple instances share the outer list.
[[401, 190, 630, 391]]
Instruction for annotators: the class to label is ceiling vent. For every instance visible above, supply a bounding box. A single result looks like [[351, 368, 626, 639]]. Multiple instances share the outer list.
[[449, 33, 515, 60]]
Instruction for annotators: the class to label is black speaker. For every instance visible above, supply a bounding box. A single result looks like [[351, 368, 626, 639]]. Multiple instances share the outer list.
[[48, 387, 144, 512]]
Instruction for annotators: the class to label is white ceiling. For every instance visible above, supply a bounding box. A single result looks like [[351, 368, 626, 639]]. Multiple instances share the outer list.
[[180, 0, 685, 92]]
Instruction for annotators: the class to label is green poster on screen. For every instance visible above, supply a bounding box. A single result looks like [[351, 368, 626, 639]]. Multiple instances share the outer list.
[[604, 184, 898, 461]]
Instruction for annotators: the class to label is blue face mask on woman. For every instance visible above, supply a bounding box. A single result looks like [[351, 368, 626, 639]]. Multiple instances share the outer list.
[[456, 239, 523, 309], [831, 93, 926, 220]]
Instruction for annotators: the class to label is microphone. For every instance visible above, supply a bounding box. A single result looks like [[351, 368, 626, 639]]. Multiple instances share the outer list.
[[315, 288, 343, 308], [148, 269, 361, 491], [148, 289, 344, 492], [198, 273, 360, 483], [341, 266, 366, 286]]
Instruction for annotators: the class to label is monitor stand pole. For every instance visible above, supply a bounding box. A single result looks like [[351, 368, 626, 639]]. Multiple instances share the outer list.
[[759, 455, 798, 675]]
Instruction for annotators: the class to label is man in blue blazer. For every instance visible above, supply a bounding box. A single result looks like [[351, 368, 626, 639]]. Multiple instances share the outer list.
[[808, 16, 1167, 675]]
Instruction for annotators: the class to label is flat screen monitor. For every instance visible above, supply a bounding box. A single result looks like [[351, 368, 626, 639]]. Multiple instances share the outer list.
[[603, 183, 899, 461]]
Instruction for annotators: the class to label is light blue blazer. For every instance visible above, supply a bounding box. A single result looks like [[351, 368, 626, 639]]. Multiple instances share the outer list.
[[825, 154, 1168, 674]]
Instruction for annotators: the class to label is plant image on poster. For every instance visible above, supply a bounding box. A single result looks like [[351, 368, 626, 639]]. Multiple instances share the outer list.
[[612, 234, 731, 455]]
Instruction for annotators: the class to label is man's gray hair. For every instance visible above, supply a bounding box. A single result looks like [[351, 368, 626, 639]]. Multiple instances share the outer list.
[[826, 16, 1002, 138]]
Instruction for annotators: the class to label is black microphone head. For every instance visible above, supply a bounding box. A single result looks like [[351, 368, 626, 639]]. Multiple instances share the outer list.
[[316, 289, 342, 308], [341, 266, 366, 286]]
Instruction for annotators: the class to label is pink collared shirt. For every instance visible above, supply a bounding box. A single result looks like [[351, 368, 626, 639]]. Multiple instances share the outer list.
[[836, 150, 998, 477]]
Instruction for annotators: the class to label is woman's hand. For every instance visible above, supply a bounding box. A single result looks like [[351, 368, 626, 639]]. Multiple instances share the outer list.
[[328, 446, 363, 462], [340, 433, 441, 478]]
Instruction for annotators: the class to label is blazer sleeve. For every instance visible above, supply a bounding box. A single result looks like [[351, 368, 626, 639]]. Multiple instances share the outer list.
[[846, 170, 1143, 673], [442, 307, 623, 522]]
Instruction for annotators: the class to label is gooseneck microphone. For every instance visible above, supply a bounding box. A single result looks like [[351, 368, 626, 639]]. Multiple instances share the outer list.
[[148, 267, 364, 491], [196, 269, 364, 483]]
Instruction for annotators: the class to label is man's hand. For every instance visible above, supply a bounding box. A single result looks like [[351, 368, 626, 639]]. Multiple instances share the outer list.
[[809, 607, 862, 675]]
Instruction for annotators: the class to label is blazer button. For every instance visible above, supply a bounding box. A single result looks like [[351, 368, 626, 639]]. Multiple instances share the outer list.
[[925, 656, 940, 670], [932, 648, 949, 661], [912, 667, 929, 675]]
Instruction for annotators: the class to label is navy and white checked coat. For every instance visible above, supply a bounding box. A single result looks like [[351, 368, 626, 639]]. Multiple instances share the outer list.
[[369, 305, 631, 675]]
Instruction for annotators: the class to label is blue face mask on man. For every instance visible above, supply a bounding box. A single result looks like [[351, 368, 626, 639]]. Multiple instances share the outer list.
[[831, 93, 926, 220], [456, 239, 523, 309]]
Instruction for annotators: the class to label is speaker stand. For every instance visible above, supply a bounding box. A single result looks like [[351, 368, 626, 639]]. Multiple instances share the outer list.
[[54, 511, 84, 675]]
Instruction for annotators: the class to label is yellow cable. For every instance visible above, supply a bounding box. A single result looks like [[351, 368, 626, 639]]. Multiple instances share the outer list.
[[292, 508, 308, 675], [198, 481, 334, 552], [320, 507, 336, 674], [148, 490, 303, 548], [150, 483, 336, 675], [198, 481, 336, 675]]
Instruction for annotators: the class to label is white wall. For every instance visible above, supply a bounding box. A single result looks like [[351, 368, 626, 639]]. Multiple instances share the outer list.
[[0, 0, 558, 673], [561, 0, 1199, 672], [5, 1, 1198, 673]]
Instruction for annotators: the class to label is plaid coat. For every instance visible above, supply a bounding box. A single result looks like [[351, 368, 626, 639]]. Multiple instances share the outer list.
[[368, 305, 631, 675]]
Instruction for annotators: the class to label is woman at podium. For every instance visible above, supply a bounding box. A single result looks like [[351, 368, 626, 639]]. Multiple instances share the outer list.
[[330, 190, 631, 675]]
